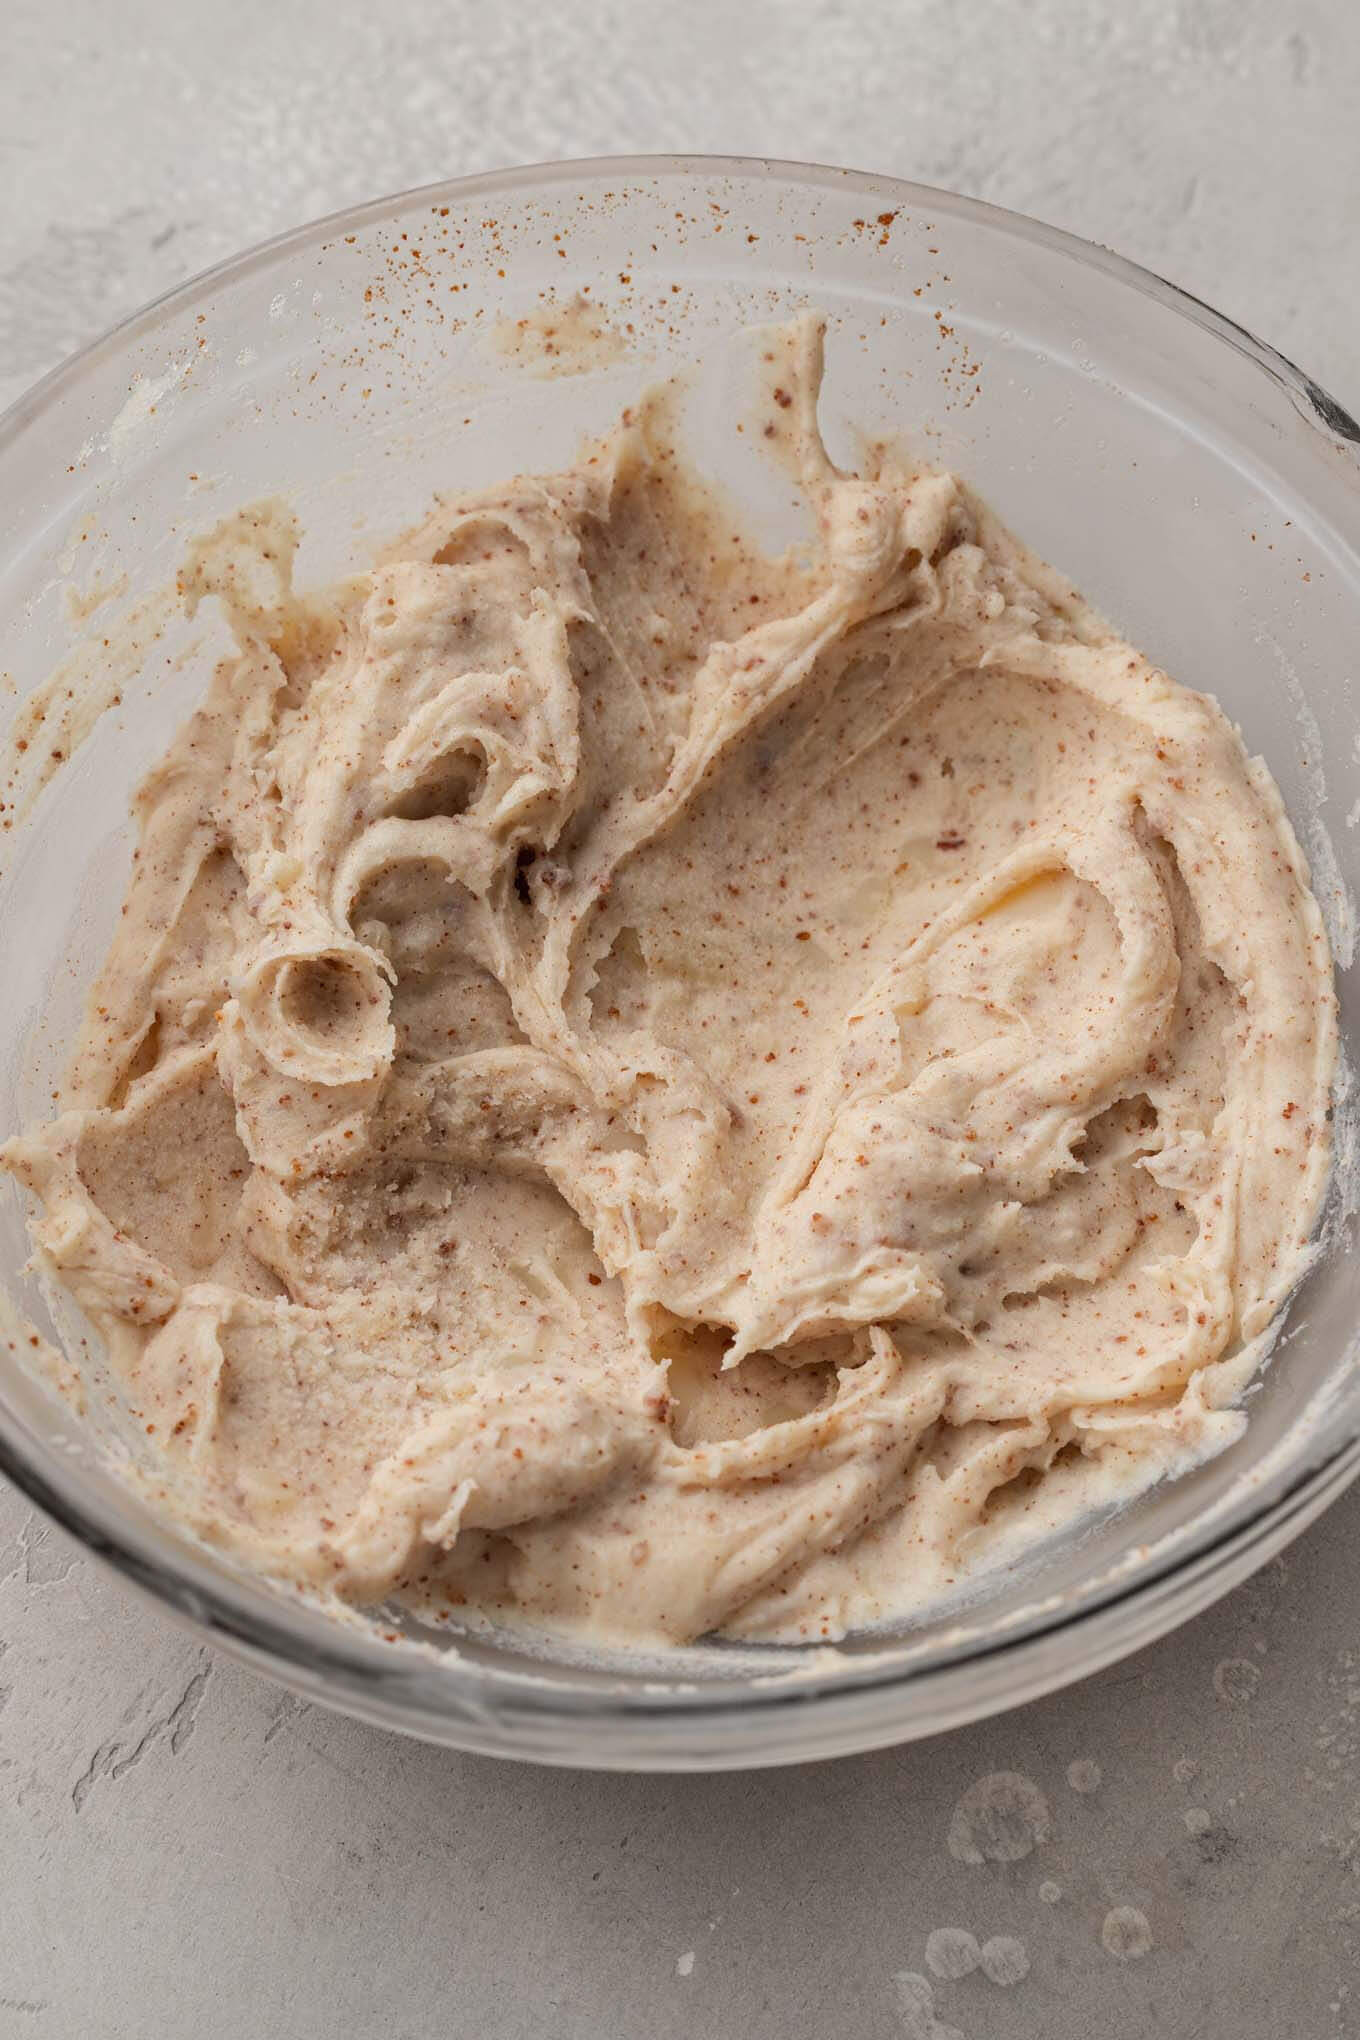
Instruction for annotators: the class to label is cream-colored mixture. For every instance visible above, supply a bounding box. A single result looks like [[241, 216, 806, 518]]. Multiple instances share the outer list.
[[2, 322, 1336, 1645]]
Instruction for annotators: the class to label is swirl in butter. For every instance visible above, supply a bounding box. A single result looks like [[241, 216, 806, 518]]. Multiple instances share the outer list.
[[3, 321, 1335, 1645]]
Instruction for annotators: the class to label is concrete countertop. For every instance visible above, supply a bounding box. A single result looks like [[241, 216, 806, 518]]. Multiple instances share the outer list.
[[3, 3, 1359, 2034]]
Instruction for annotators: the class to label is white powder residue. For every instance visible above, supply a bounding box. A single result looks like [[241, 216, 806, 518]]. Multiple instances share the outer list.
[[105, 359, 192, 461], [925, 1928, 980, 1981], [1066, 1757, 1102, 1793], [1101, 1907, 1153, 1960], [1214, 1657, 1262, 1706], [1172, 1756, 1200, 1785], [979, 1936, 1030, 1987], [1038, 1880, 1062, 1905], [947, 1772, 1053, 1865], [892, 1972, 966, 2040], [1255, 627, 1356, 968], [1183, 1807, 1214, 1836], [676, 1950, 695, 1978]]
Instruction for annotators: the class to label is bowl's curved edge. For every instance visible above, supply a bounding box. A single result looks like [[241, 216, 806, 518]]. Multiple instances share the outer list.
[[2, 151, 1359, 1766], [2, 152, 1358, 468]]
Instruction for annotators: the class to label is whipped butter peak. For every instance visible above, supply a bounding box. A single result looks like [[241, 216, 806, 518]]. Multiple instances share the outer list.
[[2, 320, 1335, 1645]]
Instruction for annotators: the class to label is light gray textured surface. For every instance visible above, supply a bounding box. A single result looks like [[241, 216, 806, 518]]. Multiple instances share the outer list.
[[4, 3, 1360, 2035]]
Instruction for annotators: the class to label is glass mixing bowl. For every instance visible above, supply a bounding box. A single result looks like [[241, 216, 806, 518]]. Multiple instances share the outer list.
[[2, 157, 1358, 1770]]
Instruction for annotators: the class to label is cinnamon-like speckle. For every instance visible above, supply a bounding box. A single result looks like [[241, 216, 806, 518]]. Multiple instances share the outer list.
[[0, 317, 1335, 1649]]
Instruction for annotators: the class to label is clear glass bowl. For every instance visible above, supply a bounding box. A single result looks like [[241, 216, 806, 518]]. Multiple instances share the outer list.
[[2, 156, 1358, 1770]]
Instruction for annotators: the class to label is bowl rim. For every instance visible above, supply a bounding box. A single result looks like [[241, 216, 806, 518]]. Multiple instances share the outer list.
[[2, 150, 1359, 1767]]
